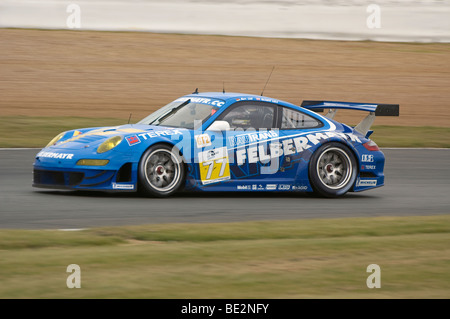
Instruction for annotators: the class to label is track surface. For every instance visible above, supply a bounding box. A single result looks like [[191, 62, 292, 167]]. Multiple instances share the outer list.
[[0, 149, 449, 229]]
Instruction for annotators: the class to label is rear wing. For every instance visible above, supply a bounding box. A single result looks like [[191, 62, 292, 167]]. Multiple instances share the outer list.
[[301, 100, 399, 137]]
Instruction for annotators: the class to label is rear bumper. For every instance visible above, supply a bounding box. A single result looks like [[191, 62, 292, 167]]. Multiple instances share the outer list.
[[352, 175, 384, 192]]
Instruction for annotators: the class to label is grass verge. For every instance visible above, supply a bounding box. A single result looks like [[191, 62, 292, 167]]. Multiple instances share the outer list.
[[0, 215, 449, 298], [1, 116, 449, 148]]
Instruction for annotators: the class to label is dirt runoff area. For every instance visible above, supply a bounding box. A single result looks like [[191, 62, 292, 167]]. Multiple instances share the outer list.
[[1, 29, 449, 127]]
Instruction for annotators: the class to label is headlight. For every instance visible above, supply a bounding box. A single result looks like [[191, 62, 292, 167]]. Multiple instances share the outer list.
[[97, 136, 123, 153], [46, 132, 65, 147], [76, 159, 109, 166]]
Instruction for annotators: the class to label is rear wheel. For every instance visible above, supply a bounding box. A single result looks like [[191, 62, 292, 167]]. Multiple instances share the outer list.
[[309, 142, 357, 197], [138, 144, 185, 197]]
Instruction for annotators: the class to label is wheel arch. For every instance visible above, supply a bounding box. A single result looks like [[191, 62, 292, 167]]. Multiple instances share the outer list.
[[312, 138, 360, 187], [137, 141, 189, 196], [307, 139, 359, 197]]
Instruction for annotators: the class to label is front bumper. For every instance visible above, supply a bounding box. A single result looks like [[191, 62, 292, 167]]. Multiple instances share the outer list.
[[33, 147, 139, 191], [33, 164, 136, 191], [32, 144, 139, 191], [33, 165, 138, 191]]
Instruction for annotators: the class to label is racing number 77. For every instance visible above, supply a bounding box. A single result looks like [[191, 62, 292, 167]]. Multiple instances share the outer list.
[[203, 158, 227, 180], [199, 147, 231, 185]]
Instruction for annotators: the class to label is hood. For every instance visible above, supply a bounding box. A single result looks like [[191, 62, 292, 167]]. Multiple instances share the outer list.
[[48, 124, 186, 150]]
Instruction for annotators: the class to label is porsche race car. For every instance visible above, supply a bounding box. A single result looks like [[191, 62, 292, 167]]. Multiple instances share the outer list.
[[33, 91, 399, 197]]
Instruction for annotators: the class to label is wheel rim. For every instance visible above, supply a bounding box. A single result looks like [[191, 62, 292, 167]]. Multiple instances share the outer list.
[[316, 147, 352, 190], [144, 149, 181, 192]]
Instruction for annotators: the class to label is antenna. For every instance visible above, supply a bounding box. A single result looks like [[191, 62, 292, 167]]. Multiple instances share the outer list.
[[128, 113, 132, 124], [260, 66, 275, 96], [193, 88, 199, 94], [223, 82, 225, 94]]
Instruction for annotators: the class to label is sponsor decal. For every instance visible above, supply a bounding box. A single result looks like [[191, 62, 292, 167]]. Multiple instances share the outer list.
[[126, 135, 141, 146], [236, 97, 278, 103], [37, 151, 74, 160], [266, 184, 277, 190], [362, 164, 376, 170], [138, 129, 183, 140], [233, 132, 360, 166], [195, 134, 212, 148], [278, 184, 291, 191], [229, 130, 278, 147], [237, 185, 251, 190], [292, 185, 308, 191], [198, 147, 231, 185], [251, 184, 264, 191], [362, 154, 374, 162], [112, 183, 135, 190], [357, 179, 377, 187], [175, 97, 225, 107]]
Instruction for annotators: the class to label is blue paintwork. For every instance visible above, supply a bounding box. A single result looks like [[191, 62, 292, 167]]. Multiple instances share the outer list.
[[33, 92, 386, 193]]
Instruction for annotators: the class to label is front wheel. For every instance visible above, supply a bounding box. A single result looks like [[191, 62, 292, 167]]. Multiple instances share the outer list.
[[308, 142, 357, 198], [138, 144, 185, 197]]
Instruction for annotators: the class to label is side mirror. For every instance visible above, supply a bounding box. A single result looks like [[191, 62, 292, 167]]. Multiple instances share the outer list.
[[207, 120, 230, 131]]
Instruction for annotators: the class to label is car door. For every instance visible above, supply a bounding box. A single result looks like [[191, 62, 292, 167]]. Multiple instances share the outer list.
[[196, 101, 284, 191]]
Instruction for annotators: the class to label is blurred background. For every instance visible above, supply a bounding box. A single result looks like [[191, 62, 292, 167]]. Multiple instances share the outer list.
[[1, 0, 449, 124], [1, 0, 450, 42], [1, 0, 449, 137]]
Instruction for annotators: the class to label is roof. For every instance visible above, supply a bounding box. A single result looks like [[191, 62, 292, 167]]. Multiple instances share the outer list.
[[182, 91, 297, 108]]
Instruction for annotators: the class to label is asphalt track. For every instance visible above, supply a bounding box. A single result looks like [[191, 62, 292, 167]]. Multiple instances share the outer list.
[[0, 148, 449, 229]]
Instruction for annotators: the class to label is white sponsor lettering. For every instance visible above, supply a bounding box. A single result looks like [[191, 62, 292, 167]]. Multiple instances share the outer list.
[[112, 183, 135, 190], [138, 129, 183, 140], [357, 179, 377, 186], [233, 132, 360, 166], [229, 130, 278, 147], [266, 184, 277, 190], [175, 97, 225, 107], [37, 151, 74, 160], [362, 154, 374, 162], [292, 185, 308, 191], [251, 184, 264, 191]]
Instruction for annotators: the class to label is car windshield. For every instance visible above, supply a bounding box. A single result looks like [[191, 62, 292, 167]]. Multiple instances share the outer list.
[[137, 99, 219, 129]]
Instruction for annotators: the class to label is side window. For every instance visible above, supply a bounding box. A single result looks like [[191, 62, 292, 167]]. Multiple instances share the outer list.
[[217, 103, 275, 130], [281, 107, 322, 129]]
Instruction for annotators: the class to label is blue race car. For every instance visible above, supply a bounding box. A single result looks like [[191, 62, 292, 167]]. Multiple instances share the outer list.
[[33, 91, 399, 197]]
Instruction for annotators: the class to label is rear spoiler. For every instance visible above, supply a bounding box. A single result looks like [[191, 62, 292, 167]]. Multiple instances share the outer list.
[[301, 100, 399, 137]]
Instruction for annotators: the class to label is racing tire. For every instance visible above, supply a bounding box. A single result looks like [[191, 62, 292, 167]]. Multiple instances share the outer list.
[[138, 144, 185, 197], [308, 142, 357, 198]]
